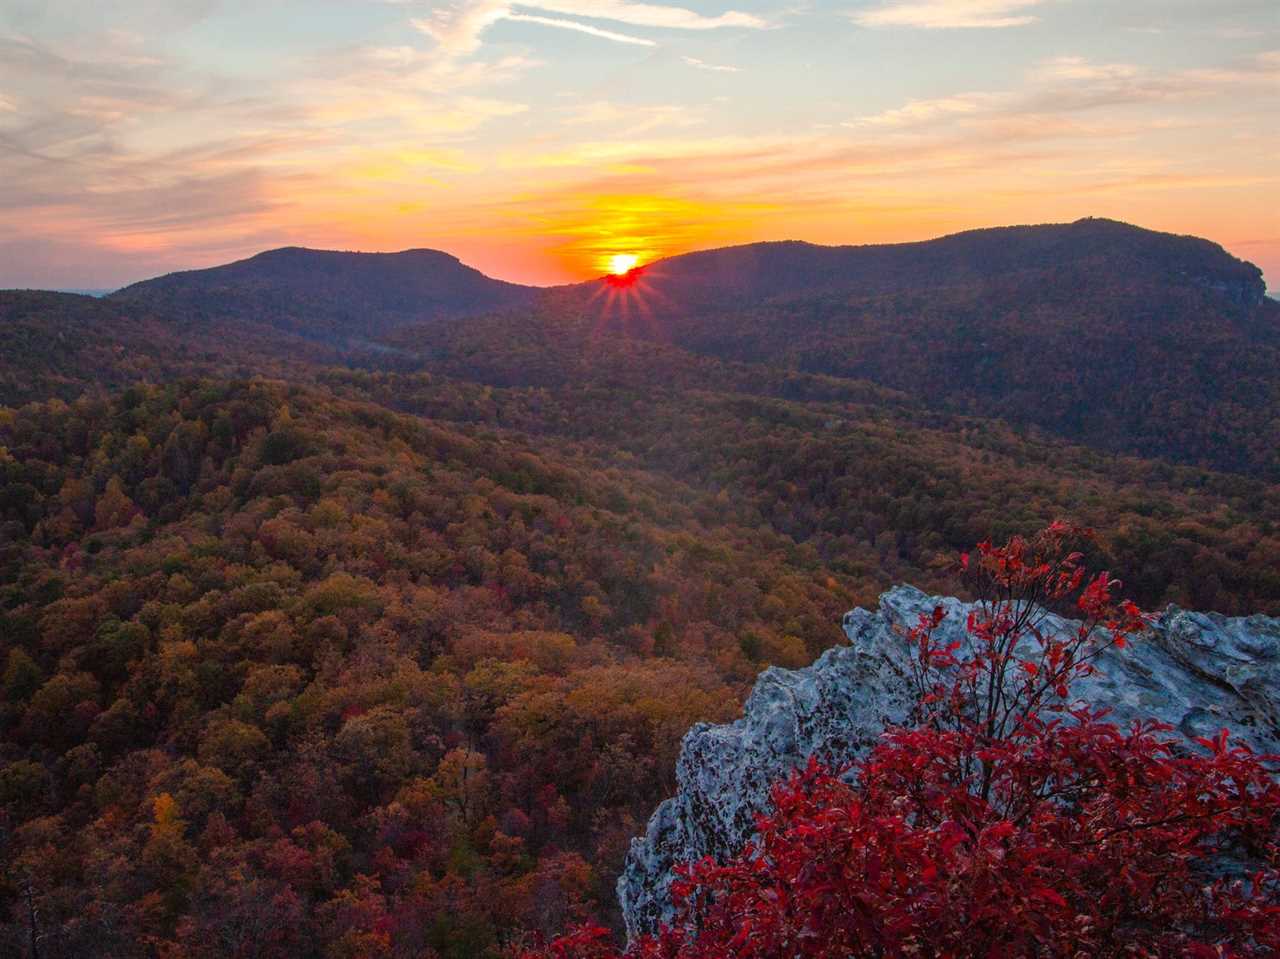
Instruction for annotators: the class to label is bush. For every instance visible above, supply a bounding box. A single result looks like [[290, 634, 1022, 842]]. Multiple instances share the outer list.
[[527, 524, 1280, 957]]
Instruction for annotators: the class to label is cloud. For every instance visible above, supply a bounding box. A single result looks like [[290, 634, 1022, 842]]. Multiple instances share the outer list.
[[845, 51, 1280, 131], [1036, 56, 1141, 82], [1182, 49, 1280, 86], [411, 1, 509, 57], [505, 13, 656, 45], [559, 100, 702, 134], [851, 0, 1047, 29], [524, 1, 766, 30], [412, 1, 765, 59], [682, 55, 740, 72], [503, 47, 1280, 230], [844, 93, 1006, 127]]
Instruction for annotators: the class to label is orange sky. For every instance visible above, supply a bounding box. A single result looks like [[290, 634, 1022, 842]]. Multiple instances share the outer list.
[[1, 1, 1277, 290]]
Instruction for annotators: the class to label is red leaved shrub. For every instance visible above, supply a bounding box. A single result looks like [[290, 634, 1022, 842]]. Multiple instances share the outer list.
[[523, 524, 1280, 957]]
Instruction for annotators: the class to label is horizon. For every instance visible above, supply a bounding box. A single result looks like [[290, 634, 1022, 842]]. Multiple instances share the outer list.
[[2, 1, 1278, 291], [20, 218, 1280, 296]]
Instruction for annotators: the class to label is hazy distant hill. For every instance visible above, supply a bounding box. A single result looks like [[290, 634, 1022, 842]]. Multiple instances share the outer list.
[[110, 246, 538, 343]]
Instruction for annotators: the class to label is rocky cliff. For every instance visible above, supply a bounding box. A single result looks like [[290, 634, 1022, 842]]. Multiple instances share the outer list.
[[617, 586, 1280, 940]]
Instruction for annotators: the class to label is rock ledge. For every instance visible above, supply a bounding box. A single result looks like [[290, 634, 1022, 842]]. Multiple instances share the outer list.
[[617, 586, 1280, 940]]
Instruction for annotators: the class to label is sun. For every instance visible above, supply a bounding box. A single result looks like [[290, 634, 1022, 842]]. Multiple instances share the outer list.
[[607, 253, 640, 275]]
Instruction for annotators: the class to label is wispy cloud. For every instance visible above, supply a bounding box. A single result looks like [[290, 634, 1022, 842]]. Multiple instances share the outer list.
[[1036, 56, 1141, 82], [851, 0, 1047, 29], [412, 0, 764, 58], [525, 1, 766, 30], [682, 55, 740, 73], [411, 1, 509, 58], [844, 93, 1005, 127], [559, 100, 702, 134], [845, 51, 1280, 130], [505, 13, 655, 45]]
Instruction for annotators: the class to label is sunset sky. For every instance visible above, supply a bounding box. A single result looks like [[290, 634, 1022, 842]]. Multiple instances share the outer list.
[[2, 0, 1276, 290]]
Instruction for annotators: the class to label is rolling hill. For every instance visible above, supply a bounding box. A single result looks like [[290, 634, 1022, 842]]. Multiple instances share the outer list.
[[10, 219, 1280, 477], [590, 217, 1266, 308], [395, 219, 1280, 478], [3, 218, 1280, 955], [110, 246, 538, 344], [0, 290, 343, 407]]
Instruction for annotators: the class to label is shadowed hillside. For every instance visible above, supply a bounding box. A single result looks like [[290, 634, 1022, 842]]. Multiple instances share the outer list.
[[0, 291, 340, 406], [586, 217, 1267, 308], [443, 219, 1278, 478], [110, 247, 539, 344], [3, 219, 1280, 955]]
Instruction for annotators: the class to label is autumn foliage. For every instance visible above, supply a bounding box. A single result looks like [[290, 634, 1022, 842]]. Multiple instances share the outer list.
[[526, 525, 1280, 957]]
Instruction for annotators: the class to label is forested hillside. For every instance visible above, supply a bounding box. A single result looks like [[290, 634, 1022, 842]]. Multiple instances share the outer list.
[[0, 291, 336, 407], [2, 218, 1279, 955], [616, 262, 1280, 478], [0, 380, 857, 956], [111, 248, 538, 344], [539, 219, 1277, 477]]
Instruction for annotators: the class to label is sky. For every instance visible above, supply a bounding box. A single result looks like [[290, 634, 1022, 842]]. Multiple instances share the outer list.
[[1, 0, 1277, 290]]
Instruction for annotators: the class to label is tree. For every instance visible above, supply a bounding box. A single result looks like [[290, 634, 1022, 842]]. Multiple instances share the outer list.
[[526, 524, 1280, 958], [94, 476, 140, 530]]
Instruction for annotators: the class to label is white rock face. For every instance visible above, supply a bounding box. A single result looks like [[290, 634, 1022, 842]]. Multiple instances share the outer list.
[[617, 585, 1280, 941]]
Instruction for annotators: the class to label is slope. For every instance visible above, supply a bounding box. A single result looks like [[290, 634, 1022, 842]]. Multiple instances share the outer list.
[[110, 247, 539, 344], [396, 219, 1278, 478]]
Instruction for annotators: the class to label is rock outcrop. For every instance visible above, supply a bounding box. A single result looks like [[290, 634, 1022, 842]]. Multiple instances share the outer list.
[[618, 586, 1280, 941]]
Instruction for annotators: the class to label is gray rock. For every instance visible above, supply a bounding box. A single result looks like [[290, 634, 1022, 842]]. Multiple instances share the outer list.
[[617, 585, 1280, 941]]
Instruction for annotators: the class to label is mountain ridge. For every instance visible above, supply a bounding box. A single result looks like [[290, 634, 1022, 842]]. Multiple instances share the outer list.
[[98, 217, 1269, 301], [593, 218, 1268, 311], [108, 245, 539, 343], [8, 218, 1278, 482]]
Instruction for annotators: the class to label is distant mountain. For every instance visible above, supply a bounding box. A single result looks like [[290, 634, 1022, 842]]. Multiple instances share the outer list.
[[539, 219, 1278, 478], [4, 224, 1280, 955], [110, 246, 538, 344], [13, 220, 1280, 478], [607, 218, 1266, 308]]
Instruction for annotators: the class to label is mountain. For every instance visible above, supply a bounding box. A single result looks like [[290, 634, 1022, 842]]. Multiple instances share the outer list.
[[3, 218, 1280, 954], [30, 221, 1280, 481], [620, 585, 1280, 939], [10, 216, 1280, 476], [110, 246, 538, 344], [594, 217, 1266, 308], [260, 222, 1274, 481], [515, 219, 1279, 478]]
